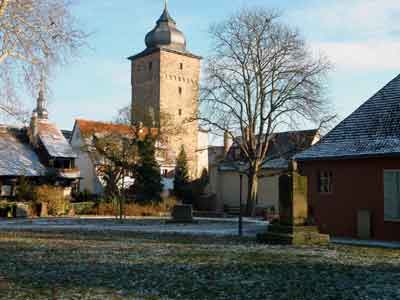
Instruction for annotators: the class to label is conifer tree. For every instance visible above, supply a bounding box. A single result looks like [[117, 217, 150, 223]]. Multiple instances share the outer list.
[[174, 145, 190, 199], [134, 134, 163, 202]]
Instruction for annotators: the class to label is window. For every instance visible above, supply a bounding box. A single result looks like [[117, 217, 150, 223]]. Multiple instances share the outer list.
[[180, 63, 183, 70], [178, 87, 182, 95], [178, 109, 182, 116], [318, 171, 332, 193], [149, 62, 153, 71], [1, 185, 12, 197], [384, 170, 400, 220]]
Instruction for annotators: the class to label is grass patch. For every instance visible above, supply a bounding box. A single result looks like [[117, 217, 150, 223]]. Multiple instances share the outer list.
[[0, 230, 399, 299]]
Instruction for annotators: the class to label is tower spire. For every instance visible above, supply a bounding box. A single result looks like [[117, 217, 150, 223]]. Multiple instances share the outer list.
[[34, 72, 48, 120]]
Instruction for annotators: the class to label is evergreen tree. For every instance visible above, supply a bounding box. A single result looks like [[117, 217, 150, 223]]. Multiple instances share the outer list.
[[134, 134, 163, 202], [174, 146, 190, 199]]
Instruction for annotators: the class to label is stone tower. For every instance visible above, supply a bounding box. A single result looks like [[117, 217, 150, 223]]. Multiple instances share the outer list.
[[128, 3, 202, 177]]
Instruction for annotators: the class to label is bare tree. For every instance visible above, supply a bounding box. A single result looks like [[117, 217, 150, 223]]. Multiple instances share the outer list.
[[90, 132, 138, 221], [0, 0, 87, 120], [114, 104, 187, 163], [113, 105, 132, 125], [200, 8, 332, 215]]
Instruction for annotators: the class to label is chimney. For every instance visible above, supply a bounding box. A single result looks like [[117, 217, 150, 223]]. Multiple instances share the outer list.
[[29, 112, 38, 146], [223, 131, 232, 156]]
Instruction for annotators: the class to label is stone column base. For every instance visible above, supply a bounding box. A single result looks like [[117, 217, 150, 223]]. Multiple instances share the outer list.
[[257, 224, 330, 246]]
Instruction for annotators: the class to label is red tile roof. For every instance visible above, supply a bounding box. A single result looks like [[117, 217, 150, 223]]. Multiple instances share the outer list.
[[75, 119, 159, 139]]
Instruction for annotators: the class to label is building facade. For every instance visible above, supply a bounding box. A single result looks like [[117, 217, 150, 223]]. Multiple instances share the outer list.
[[128, 4, 205, 178], [209, 130, 319, 214], [70, 119, 179, 195], [296, 74, 400, 242], [0, 81, 79, 199]]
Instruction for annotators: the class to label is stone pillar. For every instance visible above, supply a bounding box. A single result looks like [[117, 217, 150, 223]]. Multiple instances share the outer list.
[[258, 161, 329, 245]]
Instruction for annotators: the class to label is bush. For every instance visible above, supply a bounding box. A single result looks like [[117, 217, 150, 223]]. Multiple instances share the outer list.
[[15, 177, 35, 202], [35, 185, 70, 216], [0, 202, 17, 218], [72, 189, 98, 203], [71, 202, 96, 215], [95, 197, 178, 217], [28, 202, 42, 217]]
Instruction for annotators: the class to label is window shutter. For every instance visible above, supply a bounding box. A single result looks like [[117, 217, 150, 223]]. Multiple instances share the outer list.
[[384, 171, 398, 219]]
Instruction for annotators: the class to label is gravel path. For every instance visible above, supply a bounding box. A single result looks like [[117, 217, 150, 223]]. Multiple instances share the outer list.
[[0, 217, 268, 237]]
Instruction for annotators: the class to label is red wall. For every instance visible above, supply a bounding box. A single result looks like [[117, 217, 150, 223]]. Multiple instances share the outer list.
[[298, 158, 400, 242]]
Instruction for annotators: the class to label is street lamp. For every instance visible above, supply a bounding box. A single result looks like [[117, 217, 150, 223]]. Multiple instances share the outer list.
[[237, 163, 247, 237]]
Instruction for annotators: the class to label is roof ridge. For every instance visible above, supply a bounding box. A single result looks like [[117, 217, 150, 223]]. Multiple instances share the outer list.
[[296, 73, 400, 161], [321, 73, 400, 143]]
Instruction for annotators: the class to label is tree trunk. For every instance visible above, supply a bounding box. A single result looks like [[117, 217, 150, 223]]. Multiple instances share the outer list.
[[0, 0, 9, 17], [246, 169, 258, 216]]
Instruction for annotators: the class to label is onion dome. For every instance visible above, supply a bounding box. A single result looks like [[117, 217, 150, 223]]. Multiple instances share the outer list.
[[145, 4, 187, 52]]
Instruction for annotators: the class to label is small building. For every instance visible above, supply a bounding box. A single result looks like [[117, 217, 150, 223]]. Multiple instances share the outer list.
[[70, 119, 182, 196], [295, 74, 400, 242], [209, 129, 319, 213], [0, 83, 79, 198]]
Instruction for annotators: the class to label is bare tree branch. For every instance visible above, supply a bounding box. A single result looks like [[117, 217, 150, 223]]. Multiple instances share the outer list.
[[199, 7, 333, 214], [0, 0, 88, 122]]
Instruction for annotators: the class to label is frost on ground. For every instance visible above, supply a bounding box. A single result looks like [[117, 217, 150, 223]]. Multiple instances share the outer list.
[[0, 230, 399, 300], [0, 217, 267, 237]]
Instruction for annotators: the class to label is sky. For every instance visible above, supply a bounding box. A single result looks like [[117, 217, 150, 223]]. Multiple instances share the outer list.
[[36, 0, 400, 137]]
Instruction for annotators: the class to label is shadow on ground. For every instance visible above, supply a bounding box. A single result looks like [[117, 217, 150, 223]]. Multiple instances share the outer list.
[[0, 231, 399, 300]]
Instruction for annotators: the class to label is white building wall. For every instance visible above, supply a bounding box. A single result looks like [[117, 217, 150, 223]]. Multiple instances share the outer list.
[[70, 125, 104, 195], [197, 130, 209, 177], [218, 171, 280, 212]]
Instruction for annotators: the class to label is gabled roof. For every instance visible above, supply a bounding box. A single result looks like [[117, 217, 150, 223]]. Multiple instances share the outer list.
[[61, 130, 73, 141], [0, 128, 46, 177], [266, 129, 319, 160], [74, 119, 159, 143], [296, 74, 400, 161], [221, 129, 319, 171], [75, 119, 135, 138], [228, 129, 319, 160], [37, 120, 77, 159]]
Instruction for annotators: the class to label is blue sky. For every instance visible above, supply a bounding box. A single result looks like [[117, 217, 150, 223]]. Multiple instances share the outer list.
[[39, 0, 400, 137]]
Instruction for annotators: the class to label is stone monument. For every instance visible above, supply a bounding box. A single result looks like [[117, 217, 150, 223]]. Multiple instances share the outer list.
[[258, 161, 330, 245], [167, 204, 196, 223]]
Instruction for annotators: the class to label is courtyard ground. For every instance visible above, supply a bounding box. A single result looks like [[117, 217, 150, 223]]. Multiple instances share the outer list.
[[0, 217, 266, 237], [0, 220, 399, 300]]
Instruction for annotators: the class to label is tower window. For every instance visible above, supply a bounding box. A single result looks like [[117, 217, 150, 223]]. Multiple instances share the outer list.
[[178, 87, 182, 95], [149, 62, 153, 71], [180, 63, 183, 70], [178, 109, 182, 116]]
